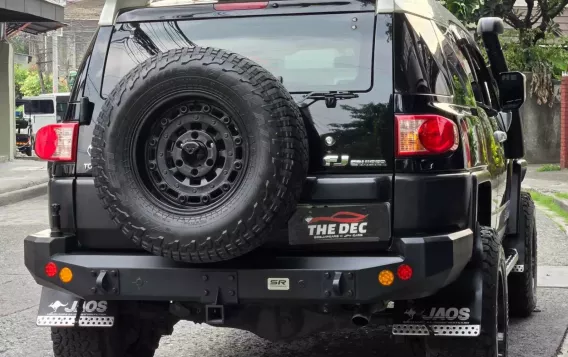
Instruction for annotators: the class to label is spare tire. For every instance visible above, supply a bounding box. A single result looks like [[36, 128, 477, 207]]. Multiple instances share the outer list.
[[91, 47, 308, 263]]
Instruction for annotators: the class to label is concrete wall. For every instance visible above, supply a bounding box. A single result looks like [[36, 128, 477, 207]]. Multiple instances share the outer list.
[[522, 73, 562, 164], [0, 40, 15, 162]]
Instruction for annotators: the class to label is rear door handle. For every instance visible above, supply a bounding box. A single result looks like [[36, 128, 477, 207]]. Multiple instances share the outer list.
[[494, 131, 507, 143]]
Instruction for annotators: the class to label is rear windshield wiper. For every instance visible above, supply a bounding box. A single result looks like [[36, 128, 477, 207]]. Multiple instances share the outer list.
[[296, 91, 359, 108]]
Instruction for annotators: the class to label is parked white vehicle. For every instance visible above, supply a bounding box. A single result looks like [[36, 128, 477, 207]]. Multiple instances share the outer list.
[[21, 93, 70, 136]]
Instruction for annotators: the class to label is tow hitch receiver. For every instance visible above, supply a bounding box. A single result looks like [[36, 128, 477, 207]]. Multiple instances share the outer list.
[[36, 287, 116, 328]]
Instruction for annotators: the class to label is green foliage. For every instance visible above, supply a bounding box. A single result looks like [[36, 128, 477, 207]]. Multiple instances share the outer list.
[[15, 66, 69, 97], [440, 0, 482, 28], [443, 1, 568, 106], [9, 36, 29, 54], [528, 190, 568, 224], [14, 65, 29, 99], [21, 72, 50, 97], [500, 32, 568, 106], [537, 164, 562, 172]]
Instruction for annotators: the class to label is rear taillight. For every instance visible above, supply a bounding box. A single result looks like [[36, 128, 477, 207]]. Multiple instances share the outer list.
[[396, 115, 459, 157], [214, 1, 268, 10], [34, 123, 79, 162]]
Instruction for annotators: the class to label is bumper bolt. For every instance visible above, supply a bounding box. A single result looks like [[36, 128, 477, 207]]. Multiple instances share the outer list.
[[110, 270, 117, 277], [347, 290, 353, 297], [204, 289, 209, 296], [228, 275, 234, 281], [324, 290, 331, 297], [90, 287, 97, 293], [202, 275, 208, 281], [112, 288, 118, 293], [324, 272, 331, 279], [91, 270, 97, 277], [347, 273, 353, 280], [298, 280, 306, 288], [229, 290, 235, 296]]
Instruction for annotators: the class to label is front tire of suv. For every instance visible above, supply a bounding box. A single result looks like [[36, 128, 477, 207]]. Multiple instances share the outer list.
[[410, 226, 509, 357], [51, 313, 174, 357], [508, 191, 537, 317]]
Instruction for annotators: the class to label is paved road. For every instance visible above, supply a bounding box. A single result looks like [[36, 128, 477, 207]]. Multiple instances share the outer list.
[[1, 195, 568, 357]]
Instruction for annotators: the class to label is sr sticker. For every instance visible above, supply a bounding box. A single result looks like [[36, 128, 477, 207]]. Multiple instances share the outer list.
[[267, 278, 290, 291]]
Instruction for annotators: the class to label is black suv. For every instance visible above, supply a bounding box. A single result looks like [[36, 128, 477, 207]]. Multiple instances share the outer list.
[[26, 1, 537, 356]]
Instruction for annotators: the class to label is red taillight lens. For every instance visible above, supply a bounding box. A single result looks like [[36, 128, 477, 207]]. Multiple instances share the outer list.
[[396, 115, 459, 157], [397, 264, 413, 281], [214, 1, 268, 10], [45, 262, 58, 277], [34, 123, 79, 162]]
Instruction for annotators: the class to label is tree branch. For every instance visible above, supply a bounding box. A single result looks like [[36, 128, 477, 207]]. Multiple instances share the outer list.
[[525, 0, 535, 27], [548, 0, 568, 19], [531, 9, 543, 25], [506, 10, 525, 28]]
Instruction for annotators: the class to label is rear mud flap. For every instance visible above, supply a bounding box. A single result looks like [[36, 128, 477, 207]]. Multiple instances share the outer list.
[[392, 267, 482, 337], [36, 287, 116, 328]]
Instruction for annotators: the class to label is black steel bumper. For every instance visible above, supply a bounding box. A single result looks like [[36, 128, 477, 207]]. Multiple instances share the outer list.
[[25, 229, 473, 303]]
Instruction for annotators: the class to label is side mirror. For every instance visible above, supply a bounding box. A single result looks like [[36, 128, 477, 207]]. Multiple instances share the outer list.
[[477, 17, 505, 35], [499, 72, 526, 111]]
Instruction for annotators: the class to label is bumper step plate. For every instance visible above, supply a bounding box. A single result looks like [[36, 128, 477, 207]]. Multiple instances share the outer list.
[[392, 324, 480, 336]]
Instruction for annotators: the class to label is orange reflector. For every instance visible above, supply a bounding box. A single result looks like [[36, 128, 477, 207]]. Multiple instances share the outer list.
[[45, 262, 58, 277], [378, 270, 395, 286], [397, 264, 413, 281], [59, 267, 73, 283]]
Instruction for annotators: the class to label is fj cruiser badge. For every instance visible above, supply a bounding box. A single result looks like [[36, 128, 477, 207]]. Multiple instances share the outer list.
[[323, 154, 387, 167]]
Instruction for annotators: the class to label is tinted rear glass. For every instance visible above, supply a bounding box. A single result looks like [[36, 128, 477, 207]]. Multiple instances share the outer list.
[[24, 100, 54, 115], [103, 13, 376, 95]]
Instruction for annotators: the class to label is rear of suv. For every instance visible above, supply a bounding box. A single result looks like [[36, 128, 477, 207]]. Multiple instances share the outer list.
[[26, 1, 537, 356]]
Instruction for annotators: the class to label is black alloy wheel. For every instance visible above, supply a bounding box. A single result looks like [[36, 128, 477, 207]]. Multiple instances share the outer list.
[[136, 100, 247, 213]]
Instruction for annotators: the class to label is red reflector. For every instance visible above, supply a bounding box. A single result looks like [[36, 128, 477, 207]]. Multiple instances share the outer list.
[[397, 264, 413, 281], [45, 262, 58, 277], [396, 115, 458, 157], [214, 1, 268, 10], [34, 123, 79, 162]]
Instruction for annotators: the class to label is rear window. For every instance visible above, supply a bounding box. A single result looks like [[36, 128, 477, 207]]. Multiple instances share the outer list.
[[24, 100, 54, 115], [102, 13, 375, 95]]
